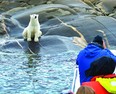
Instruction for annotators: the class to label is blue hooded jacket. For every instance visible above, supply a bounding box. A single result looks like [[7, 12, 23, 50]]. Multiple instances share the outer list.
[[76, 43, 116, 84]]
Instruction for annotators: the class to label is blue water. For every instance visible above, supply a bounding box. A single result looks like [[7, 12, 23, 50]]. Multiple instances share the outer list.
[[0, 51, 77, 94]]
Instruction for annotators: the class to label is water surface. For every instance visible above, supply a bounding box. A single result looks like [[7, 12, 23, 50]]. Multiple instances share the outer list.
[[0, 51, 78, 94]]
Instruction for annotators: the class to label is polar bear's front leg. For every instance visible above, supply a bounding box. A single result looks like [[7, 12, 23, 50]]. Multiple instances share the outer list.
[[22, 28, 27, 40], [34, 31, 42, 42], [34, 34, 39, 42], [27, 30, 32, 41]]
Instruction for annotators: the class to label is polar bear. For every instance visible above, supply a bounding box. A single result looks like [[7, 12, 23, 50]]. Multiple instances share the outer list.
[[22, 14, 42, 42]]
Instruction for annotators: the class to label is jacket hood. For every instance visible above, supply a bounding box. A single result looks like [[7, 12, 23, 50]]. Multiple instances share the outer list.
[[84, 43, 103, 57]]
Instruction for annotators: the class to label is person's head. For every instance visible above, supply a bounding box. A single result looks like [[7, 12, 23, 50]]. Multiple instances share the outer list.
[[92, 35, 106, 48], [93, 35, 103, 46], [76, 86, 95, 94]]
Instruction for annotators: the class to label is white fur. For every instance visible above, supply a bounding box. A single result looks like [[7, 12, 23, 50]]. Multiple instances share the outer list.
[[22, 14, 42, 42]]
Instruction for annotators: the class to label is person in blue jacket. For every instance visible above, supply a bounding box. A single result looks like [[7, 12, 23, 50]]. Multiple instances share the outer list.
[[76, 35, 116, 85]]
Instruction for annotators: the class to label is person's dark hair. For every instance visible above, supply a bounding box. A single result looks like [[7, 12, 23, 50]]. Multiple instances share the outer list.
[[76, 86, 95, 94], [93, 35, 103, 45], [85, 56, 116, 77]]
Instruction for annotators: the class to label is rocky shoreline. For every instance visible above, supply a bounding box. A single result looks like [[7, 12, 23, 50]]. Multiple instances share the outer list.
[[0, 0, 116, 55]]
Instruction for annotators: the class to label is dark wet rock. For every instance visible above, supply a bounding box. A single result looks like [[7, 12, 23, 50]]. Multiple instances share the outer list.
[[100, 0, 116, 13], [28, 0, 48, 5], [0, 15, 7, 34], [3, 13, 116, 48], [1, 14, 116, 55], [82, 0, 100, 6], [0, 36, 81, 55], [0, 0, 116, 56], [11, 4, 77, 24], [41, 15, 116, 47], [0, 0, 48, 12], [2, 7, 27, 16], [81, 0, 116, 16], [0, 14, 24, 37], [53, 0, 92, 11]]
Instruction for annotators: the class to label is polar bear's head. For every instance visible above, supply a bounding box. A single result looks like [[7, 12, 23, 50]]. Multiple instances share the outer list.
[[30, 14, 39, 19], [29, 14, 39, 25]]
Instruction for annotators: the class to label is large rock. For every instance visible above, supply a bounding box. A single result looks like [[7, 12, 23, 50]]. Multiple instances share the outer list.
[[0, 0, 48, 12], [1, 14, 116, 56], [41, 15, 116, 47], [3, 13, 116, 48], [0, 36, 81, 55], [100, 0, 116, 13]]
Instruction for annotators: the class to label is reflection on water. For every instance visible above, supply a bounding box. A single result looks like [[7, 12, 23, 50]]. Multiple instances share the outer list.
[[0, 51, 77, 94]]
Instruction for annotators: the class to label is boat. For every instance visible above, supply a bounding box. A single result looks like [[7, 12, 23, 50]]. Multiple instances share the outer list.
[[71, 50, 116, 94], [71, 65, 80, 94], [71, 66, 116, 94]]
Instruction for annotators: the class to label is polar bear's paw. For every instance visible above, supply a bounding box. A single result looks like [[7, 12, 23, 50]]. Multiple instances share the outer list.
[[27, 38, 32, 41], [34, 38, 39, 42]]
